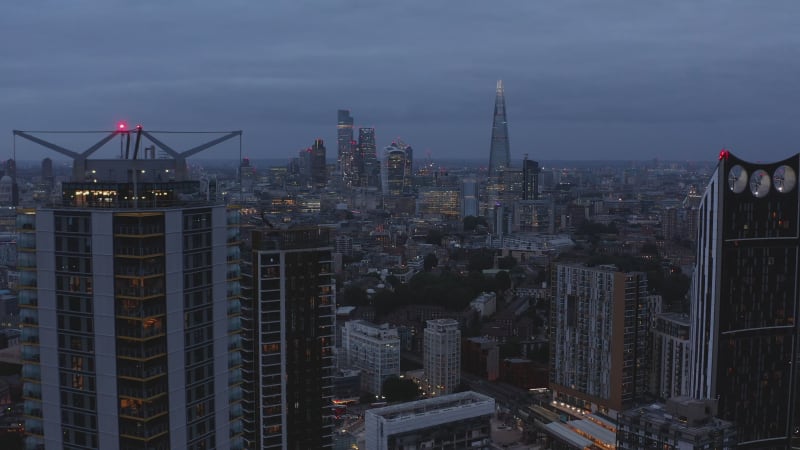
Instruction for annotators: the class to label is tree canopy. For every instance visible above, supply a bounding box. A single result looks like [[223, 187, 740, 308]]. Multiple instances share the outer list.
[[382, 376, 420, 402]]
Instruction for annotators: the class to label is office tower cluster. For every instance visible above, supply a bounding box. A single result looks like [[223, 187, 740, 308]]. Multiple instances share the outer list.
[[336, 109, 389, 192]]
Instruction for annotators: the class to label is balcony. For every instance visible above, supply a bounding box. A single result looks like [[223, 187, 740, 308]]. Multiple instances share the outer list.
[[18, 290, 37, 307], [116, 303, 167, 320], [115, 247, 165, 258], [120, 400, 169, 420], [114, 225, 164, 236], [116, 322, 165, 341], [115, 287, 164, 299], [115, 264, 165, 278], [118, 383, 168, 400], [118, 363, 167, 381], [119, 420, 169, 440], [117, 344, 167, 361], [22, 345, 40, 363]]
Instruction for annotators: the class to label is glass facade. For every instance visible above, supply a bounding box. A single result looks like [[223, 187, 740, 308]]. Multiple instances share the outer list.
[[114, 212, 169, 449], [488, 80, 510, 180]]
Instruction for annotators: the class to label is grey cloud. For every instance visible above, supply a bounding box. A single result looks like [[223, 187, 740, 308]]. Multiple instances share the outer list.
[[3, 0, 800, 162]]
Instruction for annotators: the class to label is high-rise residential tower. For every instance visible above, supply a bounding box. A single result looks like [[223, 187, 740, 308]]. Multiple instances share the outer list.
[[488, 80, 510, 180], [689, 151, 800, 448], [16, 128, 244, 450], [550, 264, 651, 415], [241, 227, 335, 449], [337, 110, 354, 184], [424, 319, 461, 397]]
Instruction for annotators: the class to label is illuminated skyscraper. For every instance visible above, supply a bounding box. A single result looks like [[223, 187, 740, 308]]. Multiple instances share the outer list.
[[690, 151, 800, 448], [382, 141, 411, 196], [337, 110, 354, 184], [488, 80, 510, 180]]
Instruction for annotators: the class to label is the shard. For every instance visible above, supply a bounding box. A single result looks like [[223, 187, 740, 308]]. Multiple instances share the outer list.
[[488, 80, 510, 179]]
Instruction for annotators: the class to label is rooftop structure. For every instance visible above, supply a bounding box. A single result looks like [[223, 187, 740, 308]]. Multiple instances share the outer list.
[[16, 125, 244, 449], [364, 391, 495, 450], [617, 397, 736, 449]]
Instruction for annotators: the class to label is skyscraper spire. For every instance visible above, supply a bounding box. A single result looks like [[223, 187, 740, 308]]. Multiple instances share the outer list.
[[488, 79, 510, 179]]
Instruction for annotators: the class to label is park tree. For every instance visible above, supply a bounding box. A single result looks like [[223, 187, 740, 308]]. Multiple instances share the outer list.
[[423, 253, 439, 272], [495, 270, 512, 292], [382, 376, 420, 402]]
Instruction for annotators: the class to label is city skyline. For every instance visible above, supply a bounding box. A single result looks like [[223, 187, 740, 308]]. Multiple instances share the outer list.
[[4, 1, 800, 162]]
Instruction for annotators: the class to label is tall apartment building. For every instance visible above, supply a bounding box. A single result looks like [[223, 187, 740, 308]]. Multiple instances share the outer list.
[[550, 264, 650, 415], [689, 151, 800, 448], [17, 131, 244, 450], [341, 320, 400, 396], [241, 227, 335, 449], [651, 312, 691, 400], [423, 319, 461, 396]]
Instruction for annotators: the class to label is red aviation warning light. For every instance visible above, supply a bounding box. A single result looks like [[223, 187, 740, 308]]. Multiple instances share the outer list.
[[117, 122, 127, 131], [719, 149, 730, 160]]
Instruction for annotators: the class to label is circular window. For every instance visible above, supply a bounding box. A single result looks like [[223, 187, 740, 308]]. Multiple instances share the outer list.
[[728, 165, 748, 194], [773, 165, 796, 193], [749, 169, 771, 197]]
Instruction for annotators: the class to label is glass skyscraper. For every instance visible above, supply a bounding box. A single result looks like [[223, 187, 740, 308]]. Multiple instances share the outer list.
[[488, 80, 510, 180], [357, 128, 379, 189], [337, 110, 354, 185]]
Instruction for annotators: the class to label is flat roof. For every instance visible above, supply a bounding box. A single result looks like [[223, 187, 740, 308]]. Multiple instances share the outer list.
[[368, 391, 494, 421], [544, 422, 593, 448], [570, 419, 616, 446]]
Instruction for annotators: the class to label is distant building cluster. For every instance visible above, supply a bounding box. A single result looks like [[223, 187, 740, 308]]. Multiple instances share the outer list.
[[6, 82, 796, 450]]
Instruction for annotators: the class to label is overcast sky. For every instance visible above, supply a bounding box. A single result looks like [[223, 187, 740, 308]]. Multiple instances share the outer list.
[[3, 1, 799, 163]]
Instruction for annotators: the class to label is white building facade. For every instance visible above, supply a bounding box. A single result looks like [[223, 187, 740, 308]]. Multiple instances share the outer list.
[[341, 320, 400, 395], [651, 312, 691, 400], [423, 319, 461, 396]]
